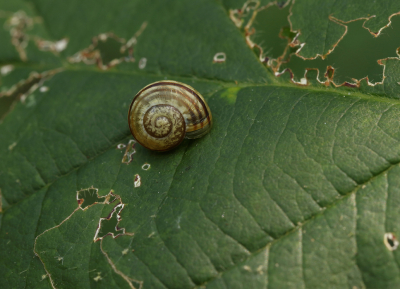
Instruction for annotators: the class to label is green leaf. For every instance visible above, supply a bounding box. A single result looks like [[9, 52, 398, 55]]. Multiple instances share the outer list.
[[1, 1, 400, 289], [289, 0, 400, 59]]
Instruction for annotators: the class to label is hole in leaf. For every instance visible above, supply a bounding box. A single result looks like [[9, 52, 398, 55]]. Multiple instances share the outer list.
[[121, 139, 136, 164], [76, 187, 108, 209], [282, 17, 400, 84], [384, 232, 399, 251], [0, 71, 41, 120], [141, 163, 151, 170], [251, 4, 291, 60], [68, 33, 132, 69], [134, 174, 141, 187], [96, 203, 123, 240], [68, 22, 147, 70], [247, 4, 400, 86], [96, 35, 130, 65]]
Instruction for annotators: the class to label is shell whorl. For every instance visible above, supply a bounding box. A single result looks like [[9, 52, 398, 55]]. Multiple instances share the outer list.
[[128, 80, 212, 151]]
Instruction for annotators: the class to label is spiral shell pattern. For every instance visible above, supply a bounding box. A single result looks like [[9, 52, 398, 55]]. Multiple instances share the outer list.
[[128, 80, 212, 151]]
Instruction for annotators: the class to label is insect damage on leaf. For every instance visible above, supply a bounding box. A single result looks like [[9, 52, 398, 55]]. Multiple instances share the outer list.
[[1, 65, 14, 76], [289, 0, 400, 60], [277, 17, 400, 88], [134, 174, 141, 188], [34, 187, 136, 288], [93, 200, 134, 242], [0, 10, 68, 61], [0, 68, 63, 121], [288, 12, 348, 61], [36, 187, 132, 243], [138, 57, 147, 69], [213, 52, 226, 63], [76, 186, 110, 208], [230, 0, 400, 91], [229, 0, 291, 64], [77, 187, 135, 242], [34, 38, 69, 54], [68, 22, 147, 70], [117, 139, 136, 164], [2, 10, 36, 61], [384, 232, 399, 251], [141, 163, 150, 170]]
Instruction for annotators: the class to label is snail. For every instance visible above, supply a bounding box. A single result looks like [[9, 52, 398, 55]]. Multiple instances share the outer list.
[[128, 80, 212, 151]]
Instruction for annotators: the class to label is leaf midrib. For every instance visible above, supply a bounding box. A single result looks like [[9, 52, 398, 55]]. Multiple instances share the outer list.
[[61, 65, 400, 103]]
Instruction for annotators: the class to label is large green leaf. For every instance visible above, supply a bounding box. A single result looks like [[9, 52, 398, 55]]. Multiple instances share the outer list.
[[1, 1, 400, 289]]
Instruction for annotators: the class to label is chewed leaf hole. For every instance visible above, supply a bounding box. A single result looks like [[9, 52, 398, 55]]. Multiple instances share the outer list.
[[34, 187, 136, 288], [68, 33, 131, 69], [68, 22, 147, 70], [119, 139, 136, 164], [95, 203, 123, 240], [75, 187, 133, 241], [1, 10, 68, 61], [280, 17, 400, 85], [384, 233, 399, 251], [141, 163, 151, 170], [231, 0, 400, 87], [95, 35, 129, 64], [134, 174, 141, 187], [213, 52, 226, 63], [76, 187, 108, 209], [0, 68, 62, 120]]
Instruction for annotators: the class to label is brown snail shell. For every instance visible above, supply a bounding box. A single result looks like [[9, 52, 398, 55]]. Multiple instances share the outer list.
[[128, 80, 213, 151]]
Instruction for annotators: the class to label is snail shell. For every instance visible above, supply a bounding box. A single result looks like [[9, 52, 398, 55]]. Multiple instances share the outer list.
[[128, 80, 212, 151]]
